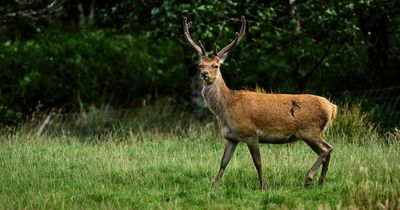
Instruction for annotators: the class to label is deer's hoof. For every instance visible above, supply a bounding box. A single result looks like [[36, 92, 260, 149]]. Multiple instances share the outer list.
[[304, 176, 313, 188], [213, 181, 221, 188], [318, 179, 325, 186]]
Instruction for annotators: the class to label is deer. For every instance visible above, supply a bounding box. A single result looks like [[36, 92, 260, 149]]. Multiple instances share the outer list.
[[183, 16, 337, 189]]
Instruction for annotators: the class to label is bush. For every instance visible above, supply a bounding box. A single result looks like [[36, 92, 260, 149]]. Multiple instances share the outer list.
[[0, 30, 189, 124], [328, 103, 380, 144]]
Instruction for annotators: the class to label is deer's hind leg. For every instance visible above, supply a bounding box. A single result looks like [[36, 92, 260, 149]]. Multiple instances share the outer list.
[[303, 135, 333, 187], [318, 152, 331, 185]]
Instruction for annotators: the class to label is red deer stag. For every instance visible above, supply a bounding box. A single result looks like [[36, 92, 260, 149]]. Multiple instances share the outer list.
[[183, 16, 336, 189]]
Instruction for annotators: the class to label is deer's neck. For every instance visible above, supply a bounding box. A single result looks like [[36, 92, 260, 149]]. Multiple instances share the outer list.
[[201, 76, 231, 118]]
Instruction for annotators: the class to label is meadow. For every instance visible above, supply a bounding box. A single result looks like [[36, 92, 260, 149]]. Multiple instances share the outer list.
[[0, 104, 399, 209]]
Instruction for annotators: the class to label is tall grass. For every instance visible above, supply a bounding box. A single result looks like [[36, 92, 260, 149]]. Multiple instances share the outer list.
[[327, 103, 381, 144], [0, 103, 399, 209]]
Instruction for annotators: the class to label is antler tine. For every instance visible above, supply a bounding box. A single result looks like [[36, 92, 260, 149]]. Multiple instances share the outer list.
[[183, 17, 205, 56], [198, 41, 207, 56], [217, 16, 246, 58], [238, 15, 246, 42]]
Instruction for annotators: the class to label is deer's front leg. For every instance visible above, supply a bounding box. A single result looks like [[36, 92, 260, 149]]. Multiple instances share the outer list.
[[213, 139, 238, 187], [246, 139, 266, 190]]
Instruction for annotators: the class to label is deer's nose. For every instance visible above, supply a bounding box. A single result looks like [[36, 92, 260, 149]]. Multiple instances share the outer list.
[[201, 71, 209, 77]]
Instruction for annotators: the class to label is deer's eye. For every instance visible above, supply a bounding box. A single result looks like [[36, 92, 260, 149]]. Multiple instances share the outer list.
[[212, 64, 219, 68], [198, 64, 204, 68]]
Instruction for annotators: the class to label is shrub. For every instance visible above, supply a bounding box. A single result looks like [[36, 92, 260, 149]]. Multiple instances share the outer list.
[[328, 103, 380, 144], [0, 30, 189, 124]]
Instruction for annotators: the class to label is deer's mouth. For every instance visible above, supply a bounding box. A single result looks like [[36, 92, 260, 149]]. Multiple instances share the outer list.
[[201, 75, 214, 84], [201, 74, 209, 80]]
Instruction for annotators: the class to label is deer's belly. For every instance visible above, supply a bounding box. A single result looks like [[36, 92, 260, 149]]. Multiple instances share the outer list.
[[258, 135, 298, 144], [256, 129, 298, 144]]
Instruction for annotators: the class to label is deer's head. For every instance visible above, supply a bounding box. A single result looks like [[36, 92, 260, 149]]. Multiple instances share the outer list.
[[183, 16, 246, 84]]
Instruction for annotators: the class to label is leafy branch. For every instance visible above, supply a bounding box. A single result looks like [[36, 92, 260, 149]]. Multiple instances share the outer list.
[[0, 0, 66, 22]]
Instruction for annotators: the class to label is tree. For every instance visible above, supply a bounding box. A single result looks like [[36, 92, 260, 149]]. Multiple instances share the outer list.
[[1, 0, 399, 123], [0, 0, 65, 39], [356, 0, 400, 87]]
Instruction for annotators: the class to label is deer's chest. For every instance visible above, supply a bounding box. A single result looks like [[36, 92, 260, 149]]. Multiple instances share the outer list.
[[217, 117, 236, 140], [216, 116, 253, 141]]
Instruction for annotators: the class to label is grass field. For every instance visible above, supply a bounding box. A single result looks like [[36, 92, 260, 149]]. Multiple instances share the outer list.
[[0, 105, 399, 209]]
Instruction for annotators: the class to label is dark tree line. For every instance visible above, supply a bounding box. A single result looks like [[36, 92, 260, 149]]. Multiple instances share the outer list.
[[0, 0, 399, 122]]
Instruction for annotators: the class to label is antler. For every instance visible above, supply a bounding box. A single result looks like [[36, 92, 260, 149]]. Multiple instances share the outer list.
[[183, 17, 206, 56], [217, 16, 246, 58]]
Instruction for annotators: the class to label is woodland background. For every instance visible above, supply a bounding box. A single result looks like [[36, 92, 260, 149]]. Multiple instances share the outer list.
[[1, 1, 399, 209], [1, 0, 399, 127]]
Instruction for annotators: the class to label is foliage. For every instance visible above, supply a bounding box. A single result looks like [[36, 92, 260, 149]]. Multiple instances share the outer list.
[[114, 0, 399, 90], [0, 0, 64, 39], [0, 0, 399, 124], [0, 30, 189, 123], [334, 86, 400, 130]]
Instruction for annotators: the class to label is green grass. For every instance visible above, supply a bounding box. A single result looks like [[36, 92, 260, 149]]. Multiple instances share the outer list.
[[0, 104, 399, 209], [0, 127, 399, 209]]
